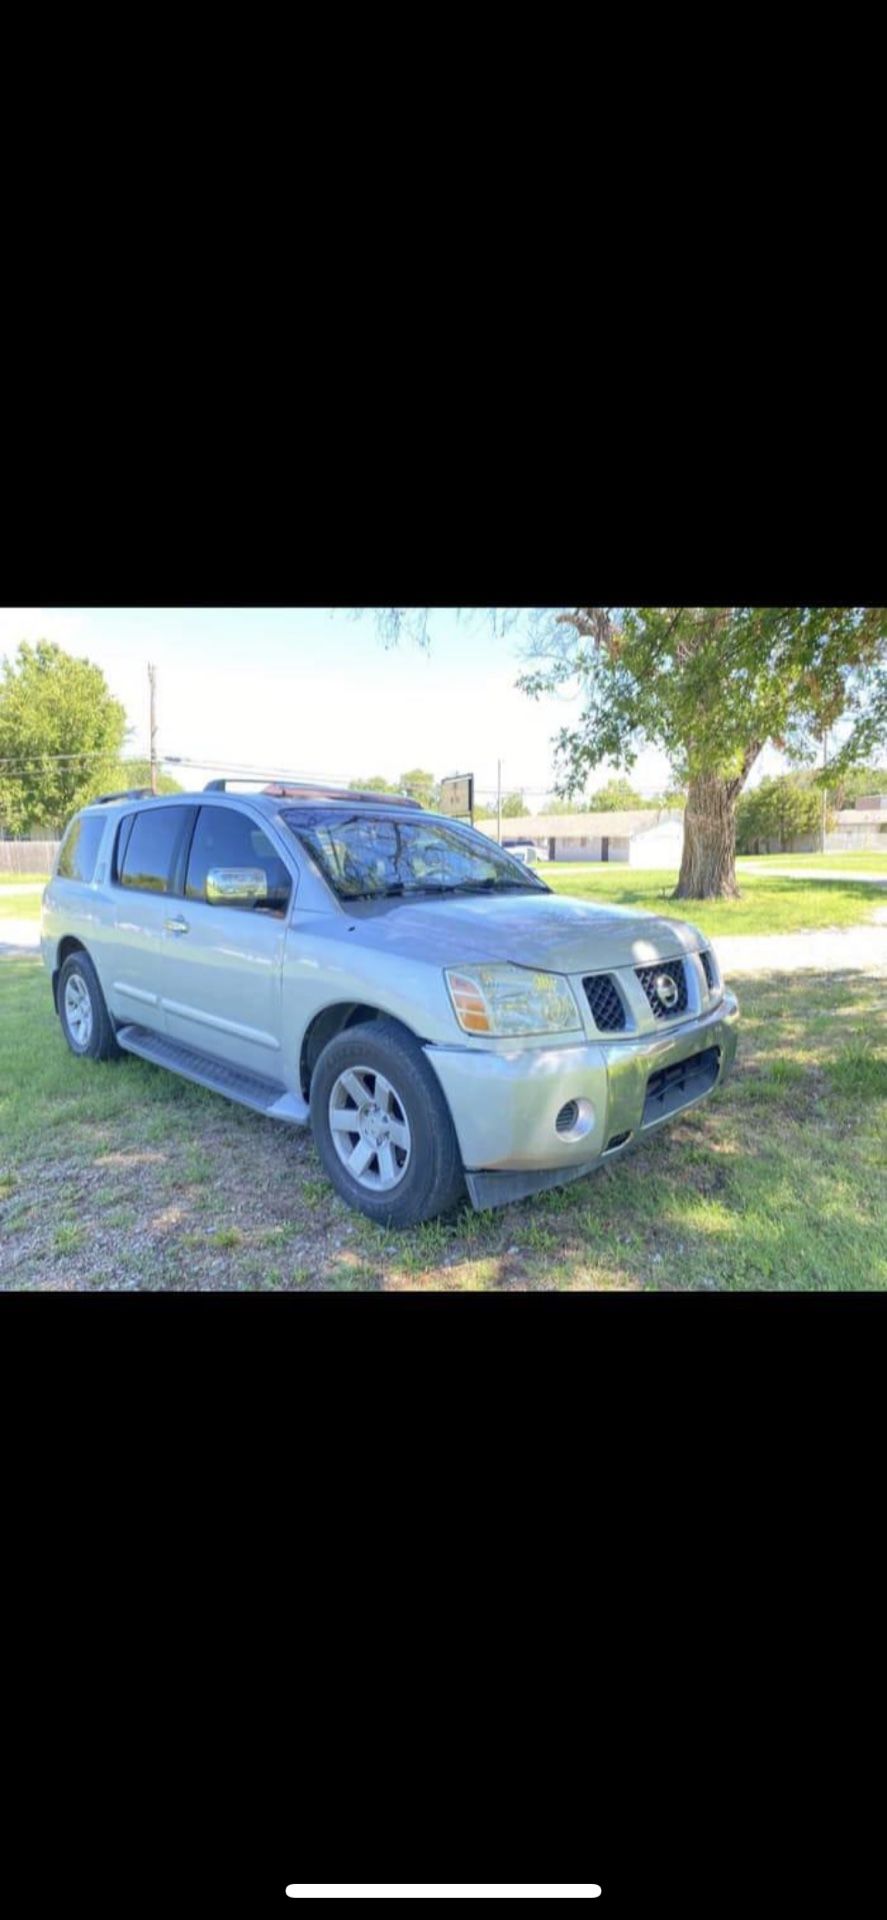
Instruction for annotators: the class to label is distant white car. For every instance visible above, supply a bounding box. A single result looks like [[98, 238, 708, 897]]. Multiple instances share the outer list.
[[502, 839, 541, 866]]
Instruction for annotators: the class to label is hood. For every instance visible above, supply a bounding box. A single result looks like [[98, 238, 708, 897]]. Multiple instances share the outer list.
[[343, 890, 705, 973]]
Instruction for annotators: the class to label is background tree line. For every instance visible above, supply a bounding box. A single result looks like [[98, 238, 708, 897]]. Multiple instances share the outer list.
[[735, 765, 887, 854], [0, 641, 186, 836]]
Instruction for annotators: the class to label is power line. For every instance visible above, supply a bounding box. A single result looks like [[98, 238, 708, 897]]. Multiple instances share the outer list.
[[0, 743, 592, 800], [148, 663, 158, 797], [0, 748, 125, 767], [165, 757, 561, 795], [0, 741, 563, 791]]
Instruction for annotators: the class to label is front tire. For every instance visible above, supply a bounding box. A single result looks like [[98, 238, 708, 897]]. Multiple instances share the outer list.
[[310, 1018, 465, 1227], [58, 951, 121, 1062]]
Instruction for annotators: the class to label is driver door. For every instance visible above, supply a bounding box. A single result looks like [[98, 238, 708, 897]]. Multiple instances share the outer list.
[[158, 803, 294, 1079]]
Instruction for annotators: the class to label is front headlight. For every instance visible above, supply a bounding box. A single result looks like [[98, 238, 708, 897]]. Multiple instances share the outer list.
[[445, 964, 582, 1036]]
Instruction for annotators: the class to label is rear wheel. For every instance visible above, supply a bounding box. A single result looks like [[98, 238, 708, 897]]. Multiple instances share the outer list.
[[310, 1018, 465, 1227], [58, 951, 121, 1062]]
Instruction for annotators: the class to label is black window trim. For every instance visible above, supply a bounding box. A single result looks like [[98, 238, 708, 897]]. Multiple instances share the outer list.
[[176, 807, 201, 899], [112, 812, 137, 883]]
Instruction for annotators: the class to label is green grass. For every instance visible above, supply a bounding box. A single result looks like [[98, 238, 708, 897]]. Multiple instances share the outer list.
[[541, 864, 884, 936], [0, 892, 42, 921], [1, 954, 884, 1290], [5, 862, 883, 941], [0, 872, 49, 887], [736, 851, 887, 872]]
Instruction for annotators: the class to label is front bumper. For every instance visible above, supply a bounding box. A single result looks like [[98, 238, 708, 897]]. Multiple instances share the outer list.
[[425, 991, 739, 1208]]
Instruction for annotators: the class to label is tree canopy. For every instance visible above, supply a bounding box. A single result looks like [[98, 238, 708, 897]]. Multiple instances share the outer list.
[[114, 757, 184, 797], [349, 768, 439, 806], [736, 775, 828, 854], [398, 768, 438, 809], [0, 641, 128, 836], [519, 607, 887, 793], [825, 761, 887, 808], [349, 769, 439, 807], [519, 607, 887, 895], [587, 775, 645, 812]]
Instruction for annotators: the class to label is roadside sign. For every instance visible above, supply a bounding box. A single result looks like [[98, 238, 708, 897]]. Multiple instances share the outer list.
[[439, 773, 474, 822]]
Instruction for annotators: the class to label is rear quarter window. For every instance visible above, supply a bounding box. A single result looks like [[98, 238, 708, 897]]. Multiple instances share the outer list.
[[117, 805, 191, 895], [56, 813, 107, 884]]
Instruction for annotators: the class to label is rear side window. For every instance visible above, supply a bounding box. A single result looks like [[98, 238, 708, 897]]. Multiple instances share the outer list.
[[117, 806, 190, 895], [56, 813, 106, 884], [185, 807, 293, 915]]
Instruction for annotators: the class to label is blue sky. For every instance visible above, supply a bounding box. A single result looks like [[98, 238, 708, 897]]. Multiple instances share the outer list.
[[0, 607, 791, 799]]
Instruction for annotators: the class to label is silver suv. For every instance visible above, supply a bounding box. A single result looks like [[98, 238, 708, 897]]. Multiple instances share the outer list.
[[41, 780, 739, 1227]]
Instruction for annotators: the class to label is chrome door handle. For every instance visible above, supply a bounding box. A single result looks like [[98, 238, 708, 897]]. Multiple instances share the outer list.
[[165, 916, 189, 935]]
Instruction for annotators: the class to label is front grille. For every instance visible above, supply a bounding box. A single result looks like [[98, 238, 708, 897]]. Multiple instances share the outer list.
[[700, 949, 716, 990], [583, 972, 626, 1032], [635, 958, 689, 1020]]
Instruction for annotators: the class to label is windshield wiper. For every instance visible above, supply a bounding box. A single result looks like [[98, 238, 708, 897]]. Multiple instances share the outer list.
[[442, 878, 543, 893], [342, 883, 406, 900], [342, 878, 544, 902], [347, 883, 461, 898]]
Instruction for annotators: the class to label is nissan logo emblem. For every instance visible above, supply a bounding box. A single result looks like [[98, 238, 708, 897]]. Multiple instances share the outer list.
[[655, 971, 680, 1010]]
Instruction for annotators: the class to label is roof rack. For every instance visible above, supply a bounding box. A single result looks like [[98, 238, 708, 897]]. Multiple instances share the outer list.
[[91, 787, 155, 806], [203, 777, 421, 808]]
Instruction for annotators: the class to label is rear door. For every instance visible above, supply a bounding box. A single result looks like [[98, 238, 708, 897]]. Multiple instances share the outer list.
[[105, 804, 197, 1032], [158, 802, 294, 1078]]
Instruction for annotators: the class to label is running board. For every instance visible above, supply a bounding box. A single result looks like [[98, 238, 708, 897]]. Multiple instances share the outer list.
[[115, 1025, 309, 1125]]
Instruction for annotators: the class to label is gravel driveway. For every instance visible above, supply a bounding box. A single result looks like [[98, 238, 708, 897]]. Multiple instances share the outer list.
[[717, 909, 887, 977], [0, 919, 41, 956], [735, 864, 887, 885]]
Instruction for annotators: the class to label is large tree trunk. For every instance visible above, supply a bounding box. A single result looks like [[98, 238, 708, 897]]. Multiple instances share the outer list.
[[673, 772, 742, 899]]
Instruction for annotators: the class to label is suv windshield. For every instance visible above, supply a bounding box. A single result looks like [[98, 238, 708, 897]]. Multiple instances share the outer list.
[[281, 810, 550, 902]]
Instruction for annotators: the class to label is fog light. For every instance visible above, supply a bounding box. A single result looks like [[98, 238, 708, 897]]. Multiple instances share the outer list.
[[555, 1097, 595, 1142]]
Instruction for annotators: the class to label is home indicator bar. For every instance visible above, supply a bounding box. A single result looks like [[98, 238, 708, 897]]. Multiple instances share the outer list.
[[285, 1890, 603, 1902]]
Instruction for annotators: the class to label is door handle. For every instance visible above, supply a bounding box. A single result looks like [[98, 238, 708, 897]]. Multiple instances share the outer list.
[[165, 916, 189, 935]]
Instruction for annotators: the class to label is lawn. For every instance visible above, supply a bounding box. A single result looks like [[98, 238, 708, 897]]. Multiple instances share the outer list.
[[1, 956, 884, 1290], [5, 866, 883, 937], [0, 873, 49, 886], [540, 865, 884, 936], [0, 890, 43, 921]]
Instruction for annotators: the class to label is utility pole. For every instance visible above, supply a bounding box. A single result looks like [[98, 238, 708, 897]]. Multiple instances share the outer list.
[[148, 664, 158, 795], [821, 728, 828, 855], [497, 759, 502, 844]]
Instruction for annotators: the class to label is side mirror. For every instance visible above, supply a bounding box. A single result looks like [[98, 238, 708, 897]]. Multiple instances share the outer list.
[[206, 866, 268, 906]]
